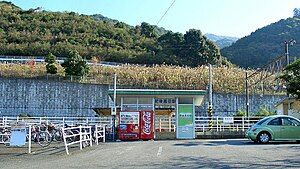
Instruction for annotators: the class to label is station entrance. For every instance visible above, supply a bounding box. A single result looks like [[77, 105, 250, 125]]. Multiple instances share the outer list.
[[107, 89, 206, 139]]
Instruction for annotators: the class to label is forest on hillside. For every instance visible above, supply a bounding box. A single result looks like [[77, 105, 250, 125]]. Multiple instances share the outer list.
[[221, 8, 300, 68], [0, 1, 229, 67]]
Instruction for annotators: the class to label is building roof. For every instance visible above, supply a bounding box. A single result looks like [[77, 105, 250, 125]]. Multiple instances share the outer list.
[[108, 89, 206, 96], [275, 97, 298, 107]]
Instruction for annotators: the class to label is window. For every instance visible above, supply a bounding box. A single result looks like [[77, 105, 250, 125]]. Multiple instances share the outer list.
[[289, 118, 300, 126], [267, 118, 282, 126], [282, 117, 300, 126], [257, 117, 270, 125]]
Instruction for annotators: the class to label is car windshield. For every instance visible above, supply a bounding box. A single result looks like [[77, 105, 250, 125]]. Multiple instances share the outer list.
[[256, 117, 270, 125]]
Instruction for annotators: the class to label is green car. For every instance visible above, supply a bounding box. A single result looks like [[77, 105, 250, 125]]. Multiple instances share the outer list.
[[246, 115, 300, 143]]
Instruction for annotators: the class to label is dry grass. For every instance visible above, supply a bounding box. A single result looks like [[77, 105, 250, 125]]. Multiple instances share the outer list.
[[0, 63, 279, 94]]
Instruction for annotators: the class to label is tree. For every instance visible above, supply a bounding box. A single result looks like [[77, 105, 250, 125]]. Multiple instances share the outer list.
[[280, 59, 300, 99], [45, 53, 57, 74], [61, 50, 89, 77], [293, 8, 300, 17], [141, 22, 157, 38]]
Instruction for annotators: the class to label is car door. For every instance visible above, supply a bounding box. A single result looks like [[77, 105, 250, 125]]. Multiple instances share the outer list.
[[281, 117, 300, 140], [266, 117, 282, 140]]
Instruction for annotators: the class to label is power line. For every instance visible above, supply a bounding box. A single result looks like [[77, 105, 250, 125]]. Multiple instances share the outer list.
[[156, 0, 176, 25]]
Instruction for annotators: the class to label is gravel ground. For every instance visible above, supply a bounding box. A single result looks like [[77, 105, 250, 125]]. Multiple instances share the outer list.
[[0, 139, 299, 169]]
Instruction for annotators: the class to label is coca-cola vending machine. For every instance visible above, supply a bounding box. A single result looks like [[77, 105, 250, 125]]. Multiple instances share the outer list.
[[118, 111, 140, 140], [140, 111, 154, 140]]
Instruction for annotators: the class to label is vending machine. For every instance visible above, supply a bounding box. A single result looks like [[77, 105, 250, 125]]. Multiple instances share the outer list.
[[118, 111, 140, 140], [139, 111, 154, 140]]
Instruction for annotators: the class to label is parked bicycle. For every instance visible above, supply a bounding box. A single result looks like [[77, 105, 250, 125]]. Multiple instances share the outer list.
[[27, 123, 52, 147], [0, 126, 11, 145]]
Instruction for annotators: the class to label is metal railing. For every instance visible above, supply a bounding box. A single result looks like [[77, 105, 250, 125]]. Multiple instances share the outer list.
[[154, 116, 263, 133], [1, 116, 113, 126]]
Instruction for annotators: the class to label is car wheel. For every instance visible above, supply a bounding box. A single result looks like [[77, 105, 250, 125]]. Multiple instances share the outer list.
[[257, 132, 271, 143]]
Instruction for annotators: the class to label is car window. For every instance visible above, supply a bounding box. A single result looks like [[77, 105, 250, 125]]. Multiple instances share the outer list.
[[283, 117, 300, 126], [267, 118, 282, 126], [257, 117, 270, 125], [282, 118, 294, 126]]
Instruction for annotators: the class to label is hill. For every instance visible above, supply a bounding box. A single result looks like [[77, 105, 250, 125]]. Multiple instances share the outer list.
[[205, 33, 238, 48], [221, 16, 300, 68], [0, 1, 226, 67]]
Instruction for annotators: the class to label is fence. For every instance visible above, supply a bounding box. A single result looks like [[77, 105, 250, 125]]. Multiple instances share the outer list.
[[155, 116, 263, 133], [62, 125, 93, 155], [0, 117, 107, 155], [1, 116, 113, 126], [94, 125, 106, 145]]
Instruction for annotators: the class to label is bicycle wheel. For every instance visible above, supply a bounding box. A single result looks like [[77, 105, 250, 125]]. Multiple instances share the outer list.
[[37, 131, 51, 147], [53, 129, 63, 142]]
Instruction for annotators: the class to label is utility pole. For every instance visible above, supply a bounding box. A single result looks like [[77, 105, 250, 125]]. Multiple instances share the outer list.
[[208, 64, 213, 129], [245, 72, 249, 117], [284, 40, 296, 97], [284, 39, 296, 66], [285, 41, 290, 65], [112, 73, 117, 141]]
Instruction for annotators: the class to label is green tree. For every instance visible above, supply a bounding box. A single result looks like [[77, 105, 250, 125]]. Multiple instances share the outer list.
[[280, 59, 300, 99], [45, 52, 57, 74], [293, 8, 300, 17], [181, 29, 213, 67], [61, 50, 89, 76], [141, 22, 157, 38]]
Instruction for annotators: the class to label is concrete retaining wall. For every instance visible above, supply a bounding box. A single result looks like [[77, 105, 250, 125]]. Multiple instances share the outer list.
[[0, 78, 109, 117]]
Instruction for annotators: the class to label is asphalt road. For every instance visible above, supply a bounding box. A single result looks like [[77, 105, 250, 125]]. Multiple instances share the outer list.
[[0, 139, 299, 169]]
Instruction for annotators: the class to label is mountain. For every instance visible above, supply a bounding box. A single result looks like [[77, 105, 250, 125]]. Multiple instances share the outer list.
[[91, 14, 168, 37], [221, 17, 300, 68], [205, 33, 239, 48], [0, 1, 226, 67]]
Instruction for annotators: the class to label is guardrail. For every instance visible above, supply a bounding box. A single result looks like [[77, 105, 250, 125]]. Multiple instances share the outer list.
[[0, 55, 122, 67]]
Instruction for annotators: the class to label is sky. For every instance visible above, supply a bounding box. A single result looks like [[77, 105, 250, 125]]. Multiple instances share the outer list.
[[5, 0, 300, 38]]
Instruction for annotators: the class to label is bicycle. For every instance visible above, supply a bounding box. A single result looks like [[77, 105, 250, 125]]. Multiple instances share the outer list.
[[27, 124, 52, 147], [0, 126, 11, 145]]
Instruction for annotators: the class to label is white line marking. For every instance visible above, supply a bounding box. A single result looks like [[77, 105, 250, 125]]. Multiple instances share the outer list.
[[157, 146, 163, 157]]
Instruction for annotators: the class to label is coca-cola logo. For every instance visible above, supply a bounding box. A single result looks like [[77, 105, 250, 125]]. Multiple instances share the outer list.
[[142, 112, 151, 135]]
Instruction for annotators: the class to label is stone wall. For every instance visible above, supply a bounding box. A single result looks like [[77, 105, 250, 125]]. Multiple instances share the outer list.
[[0, 78, 109, 117], [197, 93, 286, 116]]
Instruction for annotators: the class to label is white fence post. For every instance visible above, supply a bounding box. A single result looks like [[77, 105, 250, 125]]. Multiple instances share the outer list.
[[159, 118, 162, 132], [242, 117, 245, 131], [89, 126, 92, 147], [62, 126, 69, 155], [169, 116, 171, 132], [103, 126, 106, 143], [28, 125, 32, 154], [95, 125, 99, 145], [79, 126, 83, 150], [216, 116, 219, 132]]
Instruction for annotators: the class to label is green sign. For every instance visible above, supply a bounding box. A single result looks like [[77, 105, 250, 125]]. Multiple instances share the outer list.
[[178, 105, 193, 127]]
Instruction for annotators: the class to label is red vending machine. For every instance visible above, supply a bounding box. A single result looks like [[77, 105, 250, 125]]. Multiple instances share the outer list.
[[118, 111, 140, 140], [140, 111, 154, 140]]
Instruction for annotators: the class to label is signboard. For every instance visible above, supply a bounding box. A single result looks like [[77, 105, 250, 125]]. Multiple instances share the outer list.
[[10, 121, 26, 146], [223, 117, 234, 124], [120, 112, 139, 124], [140, 111, 154, 140], [177, 105, 195, 139]]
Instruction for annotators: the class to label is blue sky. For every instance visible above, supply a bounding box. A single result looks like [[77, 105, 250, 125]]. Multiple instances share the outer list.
[[5, 0, 300, 37]]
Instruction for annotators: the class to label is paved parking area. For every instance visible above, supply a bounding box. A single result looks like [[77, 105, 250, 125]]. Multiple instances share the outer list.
[[0, 139, 299, 169]]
